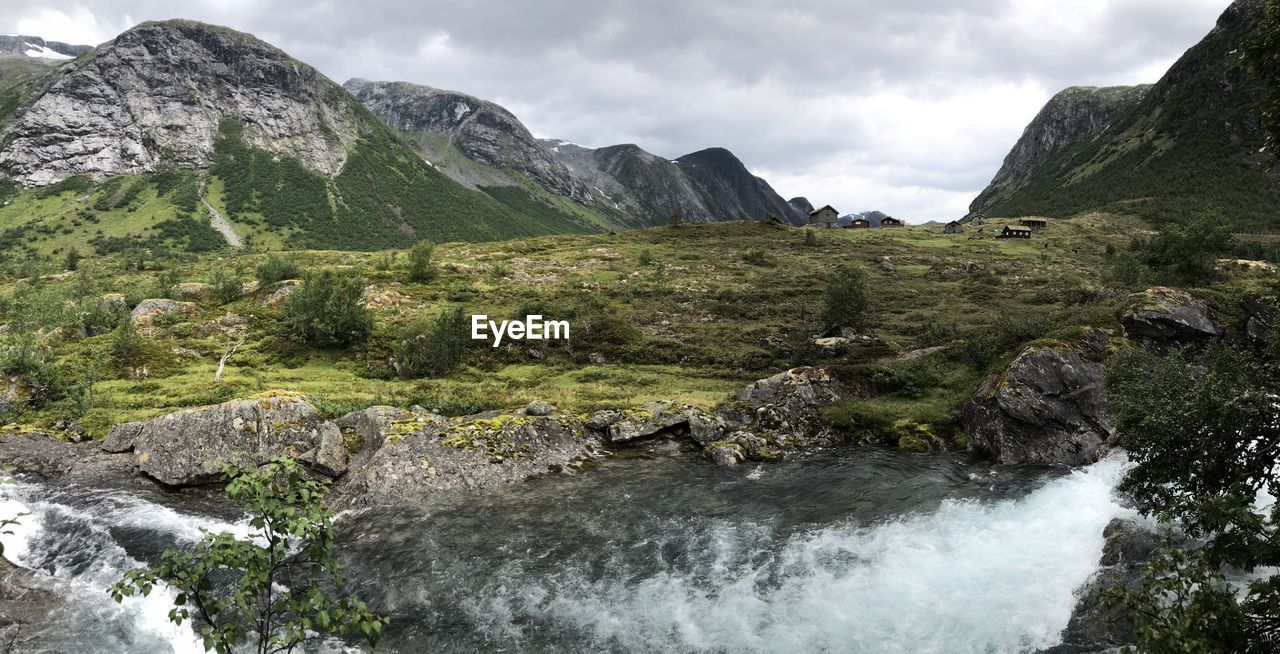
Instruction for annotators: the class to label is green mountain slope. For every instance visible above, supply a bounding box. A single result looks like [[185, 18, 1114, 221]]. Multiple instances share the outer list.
[[976, 0, 1280, 229]]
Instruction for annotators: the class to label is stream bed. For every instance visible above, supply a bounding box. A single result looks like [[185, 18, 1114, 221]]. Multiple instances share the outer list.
[[0, 447, 1132, 653]]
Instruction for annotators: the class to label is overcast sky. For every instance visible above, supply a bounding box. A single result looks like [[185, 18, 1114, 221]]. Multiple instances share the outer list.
[[7, 0, 1233, 221]]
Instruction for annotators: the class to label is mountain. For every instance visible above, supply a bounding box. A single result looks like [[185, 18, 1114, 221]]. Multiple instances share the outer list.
[[970, 0, 1280, 228], [968, 85, 1150, 216], [0, 20, 590, 251], [342, 79, 591, 202], [840, 210, 889, 227], [0, 35, 91, 60], [345, 77, 806, 227], [788, 196, 814, 215]]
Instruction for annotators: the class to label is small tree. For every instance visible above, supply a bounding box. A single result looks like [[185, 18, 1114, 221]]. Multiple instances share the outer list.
[[63, 249, 82, 272], [823, 264, 870, 329], [670, 210, 684, 227], [109, 317, 144, 369], [110, 456, 389, 654], [280, 270, 373, 347], [405, 240, 436, 283], [209, 269, 242, 305], [392, 306, 468, 378]]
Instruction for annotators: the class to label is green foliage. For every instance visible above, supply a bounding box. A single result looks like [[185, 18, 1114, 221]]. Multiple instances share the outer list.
[[35, 175, 92, 199], [1244, 0, 1280, 159], [405, 240, 436, 282], [638, 249, 655, 266], [823, 264, 870, 329], [392, 306, 469, 378], [281, 269, 373, 347], [208, 269, 242, 305], [109, 456, 388, 654], [254, 254, 301, 285], [109, 318, 144, 370], [1105, 344, 1280, 648], [62, 249, 81, 272], [804, 229, 818, 247], [1133, 214, 1236, 284]]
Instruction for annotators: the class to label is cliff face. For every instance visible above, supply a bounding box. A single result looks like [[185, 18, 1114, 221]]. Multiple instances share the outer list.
[[970, 0, 1280, 228], [343, 79, 591, 202], [0, 20, 366, 185], [969, 85, 1150, 216]]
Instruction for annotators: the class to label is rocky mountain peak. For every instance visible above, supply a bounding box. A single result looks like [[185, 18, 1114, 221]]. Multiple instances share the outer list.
[[343, 78, 590, 202], [969, 84, 1150, 216], [0, 19, 364, 185]]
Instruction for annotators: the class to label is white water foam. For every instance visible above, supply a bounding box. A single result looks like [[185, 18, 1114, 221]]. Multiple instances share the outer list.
[[0, 482, 251, 653], [464, 455, 1134, 653]]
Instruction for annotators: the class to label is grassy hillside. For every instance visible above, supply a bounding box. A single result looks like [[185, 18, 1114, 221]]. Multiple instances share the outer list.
[[2, 215, 1268, 449], [982, 1, 1280, 230]]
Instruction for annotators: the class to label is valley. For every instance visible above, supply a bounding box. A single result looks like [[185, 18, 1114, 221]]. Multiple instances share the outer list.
[[0, 1, 1277, 652]]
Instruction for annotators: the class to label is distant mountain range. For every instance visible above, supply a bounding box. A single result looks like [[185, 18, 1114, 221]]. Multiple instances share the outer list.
[[970, 0, 1280, 229], [0, 21, 810, 253]]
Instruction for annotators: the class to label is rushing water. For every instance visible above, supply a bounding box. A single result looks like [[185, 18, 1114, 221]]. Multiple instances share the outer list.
[[0, 448, 1133, 653]]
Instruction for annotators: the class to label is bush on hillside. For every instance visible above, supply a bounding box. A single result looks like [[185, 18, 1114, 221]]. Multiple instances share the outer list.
[[280, 270, 373, 347], [823, 264, 870, 329], [392, 306, 469, 378]]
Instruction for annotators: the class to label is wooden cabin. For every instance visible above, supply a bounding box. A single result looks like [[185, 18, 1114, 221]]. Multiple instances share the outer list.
[[809, 205, 839, 229], [844, 218, 871, 229], [1019, 218, 1047, 230], [1000, 225, 1033, 239], [880, 216, 904, 227], [944, 220, 963, 234]]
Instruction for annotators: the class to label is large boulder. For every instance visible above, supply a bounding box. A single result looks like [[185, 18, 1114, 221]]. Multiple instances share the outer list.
[[330, 407, 603, 507], [0, 558, 68, 652], [960, 338, 1112, 466], [1121, 287, 1222, 346], [100, 392, 346, 485], [129, 299, 199, 326]]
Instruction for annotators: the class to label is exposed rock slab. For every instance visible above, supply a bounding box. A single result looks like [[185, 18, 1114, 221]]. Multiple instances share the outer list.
[[100, 392, 346, 485]]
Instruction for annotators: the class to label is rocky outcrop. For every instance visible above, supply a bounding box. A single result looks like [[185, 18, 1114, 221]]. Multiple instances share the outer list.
[[1120, 287, 1223, 347], [130, 299, 199, 325], [961, 335, 1113, 466], [100, 392, 346, 485], [1049, 518, 1161, 653], [788, 197, 815, 215], [674, 147, 808, 225], [969, 85, 1150, 216], [330, 406, 602, 506], [343, 78, 591, 203], [1242, 295, 1277, 347], [0, 20, 364, 185], [0, 428, 133, 483]]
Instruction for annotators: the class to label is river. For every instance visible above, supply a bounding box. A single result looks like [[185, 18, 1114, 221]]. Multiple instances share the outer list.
[[0, 448, 1133, 653]]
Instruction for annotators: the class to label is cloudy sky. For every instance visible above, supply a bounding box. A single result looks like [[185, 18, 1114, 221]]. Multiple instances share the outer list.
[[7, 0, 1233, 220]]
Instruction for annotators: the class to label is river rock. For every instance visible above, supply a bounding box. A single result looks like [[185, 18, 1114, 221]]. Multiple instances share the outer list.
[[1121, 287, 1222, 346], [523, 400, 556, 417], [0, 558, 68, 652], [960, 339, 1112, 466], [129, 298, 198, 326], [331, 407, 602, 507], [100, 392, 346, 485], [603, 401, 699, 445], [701, 367, 846, 465], [1051, 518, 1161, 652]]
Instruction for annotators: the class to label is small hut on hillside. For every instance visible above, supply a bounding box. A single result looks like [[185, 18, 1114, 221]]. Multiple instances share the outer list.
[[809, 205, 839, 229], [880, 216, 904, 227], [944, 220, 963, 234], [1019, 218, 1048, 230], [845, 218, 871, 229]]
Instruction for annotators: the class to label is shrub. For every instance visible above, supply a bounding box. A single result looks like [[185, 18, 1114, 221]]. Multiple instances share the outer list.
[[109, 318, 144, 369], [405, 240, 436, 282], [254, 254, 301, 285], [823, 264, 870, 329], [209, 269, 242, 305], [741, 248, 776, 267], [280, 270, 373, 347], [392, 306, 469, 378]]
